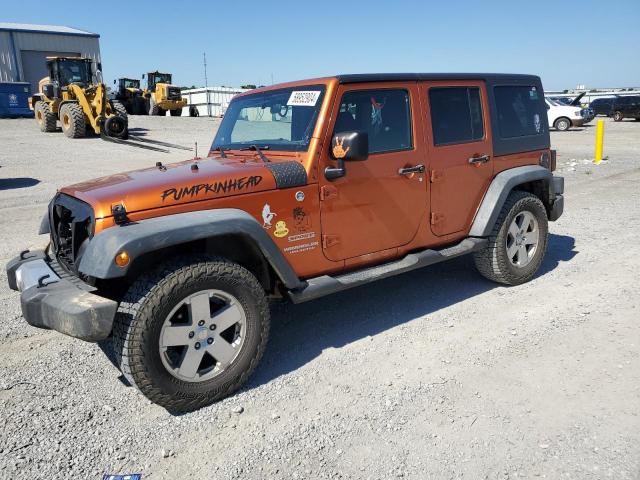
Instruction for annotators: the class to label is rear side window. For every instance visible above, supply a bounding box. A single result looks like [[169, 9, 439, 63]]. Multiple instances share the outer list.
[[429, 87, 484, 146], [334, 89, 412, 154], [494, 86, 546, 138]]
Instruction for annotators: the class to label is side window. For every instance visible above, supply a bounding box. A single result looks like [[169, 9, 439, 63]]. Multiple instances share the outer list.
[[333, 89, 412, 154], [429, 87, 484, 146], [494, 86, 546, 138]]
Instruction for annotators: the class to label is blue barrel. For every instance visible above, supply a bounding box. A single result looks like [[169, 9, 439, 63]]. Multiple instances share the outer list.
[[0, 82, 34, 118]]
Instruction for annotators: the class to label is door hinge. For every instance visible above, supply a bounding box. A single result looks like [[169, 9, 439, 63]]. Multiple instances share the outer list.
[[430, 212, 445, 225], [322, 235, 340, 249], [430, 170, 444, 183], [320, 184, 338, 201]]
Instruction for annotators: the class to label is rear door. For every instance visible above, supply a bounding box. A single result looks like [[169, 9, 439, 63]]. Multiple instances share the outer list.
[[420, 81, 493, 236]]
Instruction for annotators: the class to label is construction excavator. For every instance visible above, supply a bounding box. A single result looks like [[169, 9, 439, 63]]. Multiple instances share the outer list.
[[29, 57, 128, 139]]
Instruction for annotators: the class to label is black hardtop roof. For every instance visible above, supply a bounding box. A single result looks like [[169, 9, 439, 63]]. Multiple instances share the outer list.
[[337, 73, 541, 84]]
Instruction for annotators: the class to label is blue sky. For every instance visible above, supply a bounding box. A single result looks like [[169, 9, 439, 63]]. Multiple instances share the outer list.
[[5, 0, 639, 91]]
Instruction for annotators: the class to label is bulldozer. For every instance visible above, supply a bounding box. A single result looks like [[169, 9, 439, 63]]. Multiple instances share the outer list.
[[142, 71, 186, 116], [29, 57, 127, 139], [111, 77, 146, 115]]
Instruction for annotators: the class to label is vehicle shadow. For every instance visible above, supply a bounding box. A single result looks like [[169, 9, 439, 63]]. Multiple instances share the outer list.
[[246, 233, 577, 391], [0, 177, 40, 191]]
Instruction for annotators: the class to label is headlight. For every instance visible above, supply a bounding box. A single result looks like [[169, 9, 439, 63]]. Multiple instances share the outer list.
[[575, 110, 582, 117]]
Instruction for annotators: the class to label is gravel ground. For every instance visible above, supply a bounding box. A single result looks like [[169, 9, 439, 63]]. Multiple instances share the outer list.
[[0, 116, 638, 480]]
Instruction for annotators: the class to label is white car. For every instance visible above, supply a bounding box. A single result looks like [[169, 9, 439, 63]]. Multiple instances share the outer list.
[[545, 98, 588, 131]]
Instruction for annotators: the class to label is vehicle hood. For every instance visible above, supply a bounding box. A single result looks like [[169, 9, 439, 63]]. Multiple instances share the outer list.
[[60, 156, 280, 219], [569, 92, 585, 106]]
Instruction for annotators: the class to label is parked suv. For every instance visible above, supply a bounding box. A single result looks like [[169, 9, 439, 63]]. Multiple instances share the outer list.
[[609, 96, 640, 122], [589, 97, 616, 116], [7, 73, 564, 412]]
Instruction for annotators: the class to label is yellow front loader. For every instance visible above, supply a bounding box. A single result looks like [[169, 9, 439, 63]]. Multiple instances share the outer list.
[[142, 71, 186, 116], [29, 57, 128, 139]]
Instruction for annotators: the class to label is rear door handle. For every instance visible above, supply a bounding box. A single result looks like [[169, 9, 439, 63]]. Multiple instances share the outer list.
[[468, 154, 490, 165], [398, 164, 425, 175]]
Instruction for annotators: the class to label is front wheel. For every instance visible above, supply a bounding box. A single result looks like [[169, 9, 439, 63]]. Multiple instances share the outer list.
[[473, 191, 549, 286], [613, 111, 624, 122], [108, 256, 270, 412], [60, 103, 86, 138], [169, 108, 182, 117], [554, 117, 571, 131]]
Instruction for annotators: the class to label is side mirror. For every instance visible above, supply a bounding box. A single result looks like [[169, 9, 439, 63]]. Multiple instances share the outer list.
[[113, 79, 116, 84], [142, 74, 145, 79], [325, 131, 368, 180]]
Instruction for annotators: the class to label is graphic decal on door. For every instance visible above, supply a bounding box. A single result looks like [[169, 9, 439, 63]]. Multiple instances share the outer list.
[[371, 96, 386, 133], [262, 204, 277, 228]]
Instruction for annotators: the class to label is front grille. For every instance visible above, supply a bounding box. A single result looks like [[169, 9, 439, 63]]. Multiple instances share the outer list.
[[167, 87, 182, 100], [49, 193, 94, 275]]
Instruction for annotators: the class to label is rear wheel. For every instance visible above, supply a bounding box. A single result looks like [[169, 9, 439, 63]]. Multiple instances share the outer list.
[[133, 96, 146, 115], [473, 191, 548, 286], [554, 117, 571, 131], [59, 103, 86, 138], [170, 108, 182, 117], [108, 256, 270, 412], [613, 111, 624, 122], [34, 101, 57, 132]]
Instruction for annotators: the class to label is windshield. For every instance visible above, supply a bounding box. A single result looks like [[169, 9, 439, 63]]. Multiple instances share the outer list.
[[123, 79, 140, 89], [148, 73, 172, 89], [546, 98, 559, 106], [212, 86, 326, 152], [57, 60, 91, 86]]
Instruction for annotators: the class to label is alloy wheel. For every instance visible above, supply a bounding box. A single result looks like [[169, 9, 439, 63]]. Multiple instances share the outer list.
[[159, 289, 246, 382], [506, 211, 539, 268]]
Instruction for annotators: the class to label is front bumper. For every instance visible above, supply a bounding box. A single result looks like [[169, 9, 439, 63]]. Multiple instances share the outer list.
[[570, 117, 587, 127], [549, 175, 564, 222], [6, 250, 117, 342]]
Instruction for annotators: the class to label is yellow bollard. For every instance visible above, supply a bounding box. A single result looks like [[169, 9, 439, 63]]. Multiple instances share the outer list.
[[594, 119, 605, 164]]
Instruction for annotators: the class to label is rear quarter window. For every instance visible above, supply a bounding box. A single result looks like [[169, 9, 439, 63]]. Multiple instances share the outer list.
[[494, 86, 546, 138]]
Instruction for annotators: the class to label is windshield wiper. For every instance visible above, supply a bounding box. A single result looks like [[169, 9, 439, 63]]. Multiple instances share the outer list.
[[240, 145, 270, 163], [212, 146, 227, 158]]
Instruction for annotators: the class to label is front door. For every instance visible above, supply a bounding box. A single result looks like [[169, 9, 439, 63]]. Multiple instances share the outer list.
[[319, 84, 427, 261], [421, 81, 494, 236]]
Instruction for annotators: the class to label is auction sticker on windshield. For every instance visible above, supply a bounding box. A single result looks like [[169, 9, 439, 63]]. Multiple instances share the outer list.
[[287, 91, 321, 107]]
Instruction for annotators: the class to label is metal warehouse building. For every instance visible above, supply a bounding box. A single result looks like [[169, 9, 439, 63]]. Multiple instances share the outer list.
[[0, 23, 101, 94]]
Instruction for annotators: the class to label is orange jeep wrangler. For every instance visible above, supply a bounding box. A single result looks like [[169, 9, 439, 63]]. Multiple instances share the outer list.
[[7, 74, 563, 411]]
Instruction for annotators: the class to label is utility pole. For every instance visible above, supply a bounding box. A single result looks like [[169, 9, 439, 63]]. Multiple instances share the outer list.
[[204, 52, 211, 117]]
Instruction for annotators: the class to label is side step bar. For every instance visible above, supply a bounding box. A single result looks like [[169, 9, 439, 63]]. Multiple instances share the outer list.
[[288, 237, 487, 304]]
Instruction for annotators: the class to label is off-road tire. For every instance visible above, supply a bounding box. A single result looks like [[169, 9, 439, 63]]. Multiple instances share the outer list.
[[553, 117, 571, 131], [34, 101, 57, 132], [59, 103, 86, 138], [613, 111, 624, 122], [108, 256, 270, 412], [149, 97, 163, 116], [169, 108, 182, 117], [473, 191, 548, 286], [111, 101, 128, 121], [133, 96, 146, 115], [189, 105, 199, 117]]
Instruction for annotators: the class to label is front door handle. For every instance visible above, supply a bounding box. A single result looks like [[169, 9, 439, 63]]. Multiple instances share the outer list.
[[468, 154, 490, 165], [398, 164, 425, 175]]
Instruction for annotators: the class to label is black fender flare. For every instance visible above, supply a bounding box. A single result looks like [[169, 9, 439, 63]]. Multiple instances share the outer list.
[[469, 165, 554, 237], [77, 208, 304, 290]]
